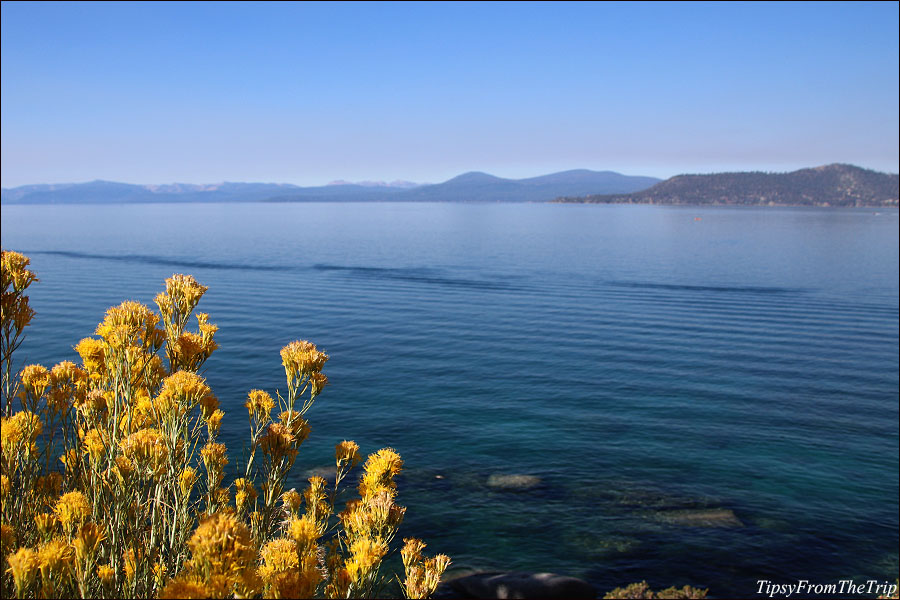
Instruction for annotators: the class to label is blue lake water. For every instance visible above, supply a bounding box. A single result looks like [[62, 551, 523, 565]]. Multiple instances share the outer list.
[[2, 202, 898, 596]]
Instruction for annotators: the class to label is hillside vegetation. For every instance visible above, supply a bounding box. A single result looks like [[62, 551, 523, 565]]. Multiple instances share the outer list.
[[554, 164, 899, 207]]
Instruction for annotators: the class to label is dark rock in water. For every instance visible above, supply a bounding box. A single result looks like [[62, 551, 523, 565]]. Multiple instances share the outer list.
[[446, 571, 597, 599], [566, 533, 642, 558], [486, 474, 541, 491], [655, 508, 744, 528]]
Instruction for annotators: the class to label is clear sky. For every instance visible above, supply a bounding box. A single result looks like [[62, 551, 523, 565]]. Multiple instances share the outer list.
[[1, 1, 898, 187]]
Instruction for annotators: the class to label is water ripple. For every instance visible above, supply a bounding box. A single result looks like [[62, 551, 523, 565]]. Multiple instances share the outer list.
[[312, 263, 524, 291], [24, 250, 291, 272], [606, 280, 805, 295]]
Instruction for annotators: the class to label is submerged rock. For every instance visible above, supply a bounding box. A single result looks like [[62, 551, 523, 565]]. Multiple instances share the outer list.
[[655, 508, 744, 528], [486, 474, 542, 491], [566, 533, 642, 557], [302, 465, 336, 483], [447, 571, 597, 599]]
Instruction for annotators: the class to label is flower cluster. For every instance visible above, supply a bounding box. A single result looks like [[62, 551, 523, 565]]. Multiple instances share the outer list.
[[1, 253, 448, 599], [401, 538, 451, 599]]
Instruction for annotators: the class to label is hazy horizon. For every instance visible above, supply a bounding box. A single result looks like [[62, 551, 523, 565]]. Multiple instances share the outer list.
[[2, 1, 898, 188], [3, 162, 899, 191]]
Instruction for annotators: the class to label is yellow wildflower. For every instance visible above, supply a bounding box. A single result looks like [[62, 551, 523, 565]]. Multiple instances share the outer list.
[[400, 538, 451, 599], [201, 442, 228, 487], [358, 447, 403, 500], [95, 300, 159, 349], [20, 364, 51, 401], [155, 370, 212, 415], [172, 329, 218, 371], [259, 536, 323, 598], [304, 476, 330, 530], [4, 293, 36, 331], [234, 478, 257, 513], [1, 249, 39, 291], [259, 539, 322, 598], [48, 361, 85, 414], [259, 537, 298, 575], [206, 408, 224, 437], [60, 448, 80, 474], [310, 371, 328, 398], [114, 455, 135, 482], [0, 412, 40, 448], [282, 489, 303, 514], [346, 536, 388, 585], [77, 389, 109, 420], [159, 574, 211, 599], [37, 537, 74, 583], [55, 491, 92, 533], [336, 439, 361, 469], [245, 389, 275, 422], [80, 428, 107, 464], [341, 491, 405, 543], [153, 562, 168, 588], [119, 428, 168, 475], [35, 513, 59, 539], [72, 523, 105, 560], [75, 337, 106, 373], [173, 331, 202, 363], [401, 538, 427, 570], [155, 274, 208, 321], [0, 474, 9, 500], [126, 391, 155, 429], [46, 386, 73, 417], [96, 563, 115, 587], [260, 421, 301, 461], [186, 510, 255, 586], [288, 514, 319, 553], [50, 360, 83, 383], [280, 340, 328, 380], [2, 292, 35, 331], [7, 547, 40, 597], [213, 486, 231, 507], [179, 467, 199, 498], [325, 566, 352, 599], [199, 393, 219, 419]]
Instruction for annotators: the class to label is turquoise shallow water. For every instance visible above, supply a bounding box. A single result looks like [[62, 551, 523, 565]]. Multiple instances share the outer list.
[[2, 202, 898, 596]]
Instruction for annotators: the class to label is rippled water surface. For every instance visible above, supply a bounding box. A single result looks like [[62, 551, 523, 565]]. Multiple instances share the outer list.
[[2, 202, 898, 596]]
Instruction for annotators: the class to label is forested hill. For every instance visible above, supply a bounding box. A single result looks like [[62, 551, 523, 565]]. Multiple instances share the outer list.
[[553, 164, 899, 207]]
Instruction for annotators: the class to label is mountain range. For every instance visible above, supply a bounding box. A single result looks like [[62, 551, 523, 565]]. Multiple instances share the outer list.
[[3, 165, 897, 206], [553, 164, 899, 207], [1, 170, 660, 204]]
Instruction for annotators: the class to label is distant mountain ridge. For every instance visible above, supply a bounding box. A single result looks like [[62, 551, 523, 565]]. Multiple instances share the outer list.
[[554, 164, 899, 207], [0, 181, 303, 204], [385, 169, 662, 203], [326, 179, 422, 188], [1, 169, 661, 204]]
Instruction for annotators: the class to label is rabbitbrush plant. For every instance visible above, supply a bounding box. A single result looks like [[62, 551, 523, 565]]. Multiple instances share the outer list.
[[1, 250, 449, 599]]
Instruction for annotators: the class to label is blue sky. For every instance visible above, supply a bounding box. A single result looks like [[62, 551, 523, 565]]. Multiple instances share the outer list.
[[1, 1, 897, 187]]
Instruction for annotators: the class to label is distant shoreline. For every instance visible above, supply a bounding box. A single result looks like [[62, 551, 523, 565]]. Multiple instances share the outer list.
[[4, 164, 897, 207], [552, 164, 898, 208]]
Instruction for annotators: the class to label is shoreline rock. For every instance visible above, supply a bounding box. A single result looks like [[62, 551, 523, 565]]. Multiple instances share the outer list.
[[486, 474, 542, 491], [655, 507, 744, 528], [441, 571, 597, 599]]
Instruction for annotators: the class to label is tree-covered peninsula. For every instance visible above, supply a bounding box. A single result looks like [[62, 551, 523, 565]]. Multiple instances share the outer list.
[[553, 164, 899, 207]]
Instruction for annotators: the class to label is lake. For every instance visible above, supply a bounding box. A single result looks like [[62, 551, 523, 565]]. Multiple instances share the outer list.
[[2, 202, 898, 596]]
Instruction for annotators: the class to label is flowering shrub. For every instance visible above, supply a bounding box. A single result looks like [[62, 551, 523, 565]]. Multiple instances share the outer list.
[[1, 250, 449, 599]]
